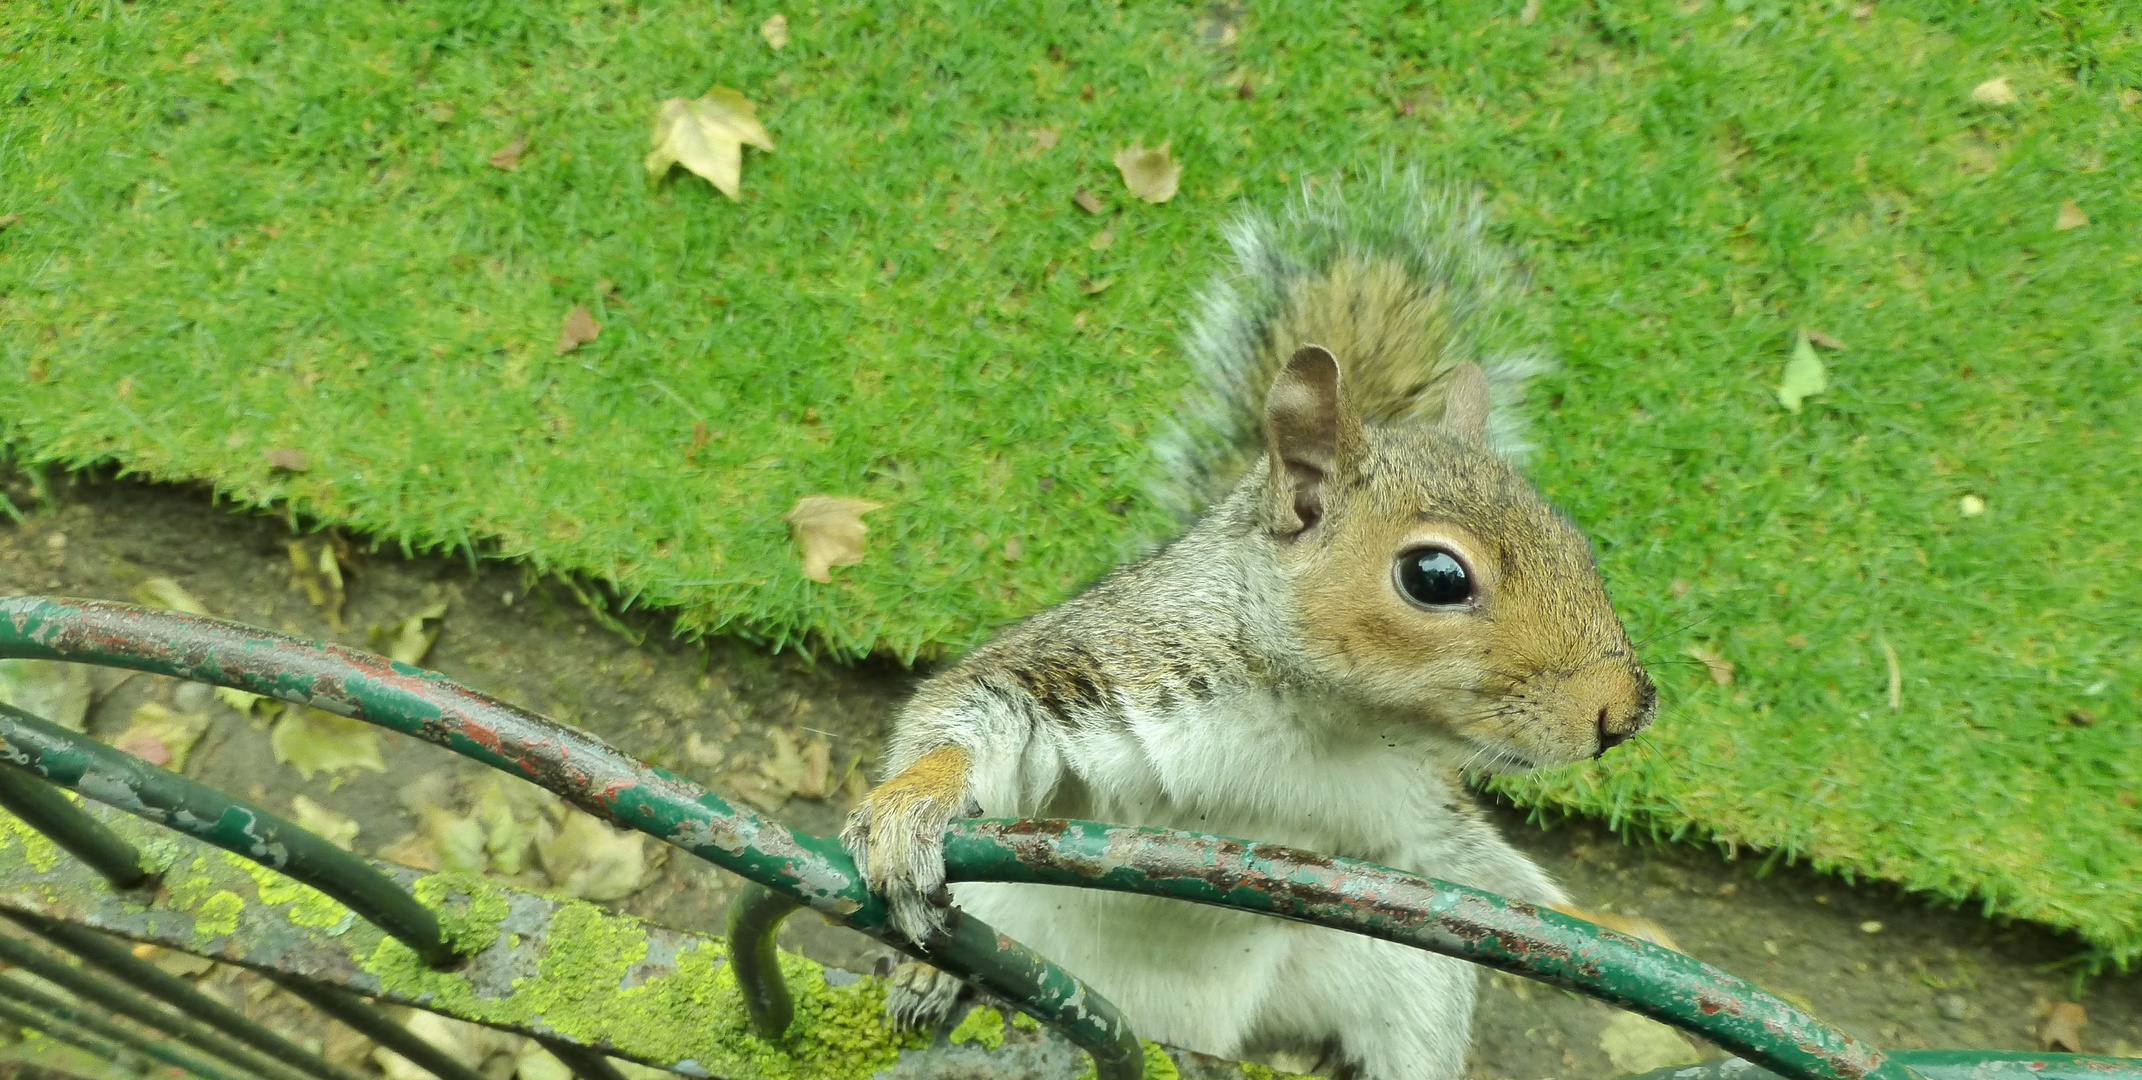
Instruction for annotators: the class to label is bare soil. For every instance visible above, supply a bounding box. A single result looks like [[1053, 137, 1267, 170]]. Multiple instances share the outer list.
[[0, 468, 2136, 1079]]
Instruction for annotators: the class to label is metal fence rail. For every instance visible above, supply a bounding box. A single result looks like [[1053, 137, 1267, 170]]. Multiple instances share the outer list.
[[0, 597, 2135, 1080]]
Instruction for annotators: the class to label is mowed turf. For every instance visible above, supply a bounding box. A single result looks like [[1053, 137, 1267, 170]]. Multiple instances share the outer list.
[[3, 2, 2137, 962]]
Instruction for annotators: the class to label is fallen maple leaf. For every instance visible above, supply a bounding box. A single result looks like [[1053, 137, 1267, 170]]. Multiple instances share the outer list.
[[1970, 77, 2016, 106], [2055, 199, 2089, 231], [554, 305, 600, 355], [264, 447, 309, 472], [783, 495, 883, 583], [645, 87, 775, 200], [2040, 1001, 2085, 1053], [1684, 644, 1734, 686], [1113, 142, 1182, 203], [759, 13, 788, 49], [486, 135, 527, 171]]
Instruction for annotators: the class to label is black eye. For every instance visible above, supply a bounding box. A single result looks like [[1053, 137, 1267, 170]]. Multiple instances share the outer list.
[[1396, 548, 1472, 607]]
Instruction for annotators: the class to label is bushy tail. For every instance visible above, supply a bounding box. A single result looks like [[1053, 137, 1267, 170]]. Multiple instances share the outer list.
[[1151, 173, 1550, 517]]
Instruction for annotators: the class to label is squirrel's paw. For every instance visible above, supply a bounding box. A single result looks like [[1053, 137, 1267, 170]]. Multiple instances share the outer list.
[[884, 961, 968, 1030], [840, 746, 975, 944]]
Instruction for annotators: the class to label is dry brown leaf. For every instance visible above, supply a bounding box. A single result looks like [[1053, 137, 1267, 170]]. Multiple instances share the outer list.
[[1031, 127, 1059, 151], [0, 214, 21, 231], [263, 447, 309, 472], [1072, 188, 1104, 214], [289, 794, 361, 850], [1684, 644, 1734, 686], [645, 87, 775, 200], [554, 305, 600, 355], [1113, 142, 1182, 203], [1803, 328, 1847, 350], [271, 707, 387, 779], [1970, 77, 2016, 106], [1519, 0, 1541, 23], [683, 730, 726, 768], [109, 702, 213, 771], [760, 728, 833, 800], [1088, 226, 1116, 251], [537, 808, 664, 901], [783, 495, 883, 582], [2055, 199, 2089, 231], [133, 944, 214, 978], [1079, 277, 1114, 295], [759, 13, 788, 49], [1003, 536, 1025, 561], [486, 135, 527, 170], [2040, 1002, 2085, 1053]]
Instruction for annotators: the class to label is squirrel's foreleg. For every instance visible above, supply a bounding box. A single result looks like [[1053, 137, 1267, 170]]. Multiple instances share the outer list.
[[841, 744, 975, 944]]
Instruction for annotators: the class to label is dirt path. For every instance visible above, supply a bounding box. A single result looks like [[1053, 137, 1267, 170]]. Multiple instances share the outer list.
[[0, 467, 2135, 1079]]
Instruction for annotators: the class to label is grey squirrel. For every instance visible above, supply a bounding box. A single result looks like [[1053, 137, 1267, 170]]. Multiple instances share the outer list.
[[841, 175, 1657, 1079]]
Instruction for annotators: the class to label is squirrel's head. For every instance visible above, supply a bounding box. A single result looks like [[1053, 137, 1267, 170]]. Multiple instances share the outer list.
[[1258, 345, 1655, 769]]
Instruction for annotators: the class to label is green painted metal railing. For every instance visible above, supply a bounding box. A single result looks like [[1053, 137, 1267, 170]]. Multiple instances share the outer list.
[[0, 596, 2135, 1080]]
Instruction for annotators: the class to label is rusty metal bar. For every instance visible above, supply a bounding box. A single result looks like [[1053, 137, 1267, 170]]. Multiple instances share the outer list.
[[0, 765, 148, 890], [945, 819, 1902, 1080], [0, 597, 1143, 1080], [263, 974, 491, 1080], [0, 973, 253, 1080], [10, 913, 371, 1080], [0, 701, 456, 968], [0, 930, 313, 1080]]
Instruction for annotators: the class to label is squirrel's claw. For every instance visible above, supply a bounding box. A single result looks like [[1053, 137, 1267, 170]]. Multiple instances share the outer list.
[[841, 794, 957, 944], [885, 961, 968, 1030]]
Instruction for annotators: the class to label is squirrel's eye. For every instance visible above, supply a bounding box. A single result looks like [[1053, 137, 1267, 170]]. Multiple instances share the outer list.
[[1396, 548, 1472, 607]]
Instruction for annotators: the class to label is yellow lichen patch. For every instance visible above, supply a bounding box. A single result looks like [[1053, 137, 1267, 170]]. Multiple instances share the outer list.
[[220, 851, 352, 929], [364, 892, 924, 1080], [195, 890, 245, 938], [0, 807, 67, 873], [948, 1004, 1005, 1050]]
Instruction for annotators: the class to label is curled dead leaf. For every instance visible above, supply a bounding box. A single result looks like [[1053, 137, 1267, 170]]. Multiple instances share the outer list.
[[1802, 328, 1847, 350], [370, 601, 449, 666], [486, 135, 527, 171], [645, 87, 775, 200], [1078, 277, 1114, 295], [783, 495, 883, 583], [1684, 644, 1734, 686], [1072, 188, 1104, 214], [1113, 142, 1182, 203], [554, 305, 600, 355], [759, 13, 788, 49]]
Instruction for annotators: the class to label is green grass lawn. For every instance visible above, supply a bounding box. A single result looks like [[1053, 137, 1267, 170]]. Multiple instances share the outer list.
[[4, 1, 2138, 964]]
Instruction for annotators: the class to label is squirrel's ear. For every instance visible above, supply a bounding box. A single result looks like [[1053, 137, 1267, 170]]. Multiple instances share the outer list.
[[1264, 344, 1361, 538], [1440, 363, 1492, 444]]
